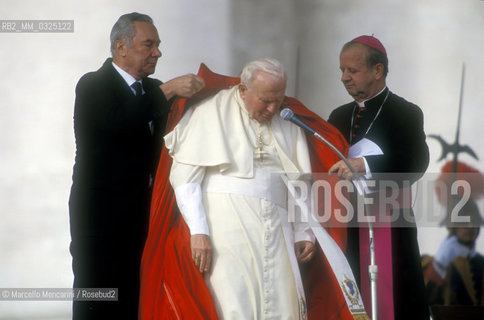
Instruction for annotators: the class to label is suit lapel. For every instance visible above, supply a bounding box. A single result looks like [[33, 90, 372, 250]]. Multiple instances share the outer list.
[[101, 58, 136, 101]]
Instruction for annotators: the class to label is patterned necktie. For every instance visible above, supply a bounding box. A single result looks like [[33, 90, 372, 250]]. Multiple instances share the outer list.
[[131, 81, 142, 96], [351, 105, 367, 144]]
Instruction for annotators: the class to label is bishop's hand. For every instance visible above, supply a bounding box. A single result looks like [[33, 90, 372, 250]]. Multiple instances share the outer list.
[[328, 157, 366, 180]]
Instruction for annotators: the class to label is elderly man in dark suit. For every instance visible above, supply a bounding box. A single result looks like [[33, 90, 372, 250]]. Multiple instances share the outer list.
[[68, 12, 204, 319], [328, 35, 430, 320]]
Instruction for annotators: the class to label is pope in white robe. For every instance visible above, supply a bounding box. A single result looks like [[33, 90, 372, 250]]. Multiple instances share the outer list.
[[165, 58, 316, 319]]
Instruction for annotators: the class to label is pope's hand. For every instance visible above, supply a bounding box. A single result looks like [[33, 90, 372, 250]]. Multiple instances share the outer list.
[[295, 241, 316, 263], [191, 234, 212, 274], [160, 74, 205, 100]]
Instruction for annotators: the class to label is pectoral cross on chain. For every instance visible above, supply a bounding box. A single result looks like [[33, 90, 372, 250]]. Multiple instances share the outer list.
[[254, 132, 268, 165]]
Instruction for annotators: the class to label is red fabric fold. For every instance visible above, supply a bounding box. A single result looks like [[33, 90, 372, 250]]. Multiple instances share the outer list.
[[139, 64, 352, 320]]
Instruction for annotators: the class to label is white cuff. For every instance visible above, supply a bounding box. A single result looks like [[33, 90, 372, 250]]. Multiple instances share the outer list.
[[362, 156, 372, 179], [174, 183, 209, 235], [295, 227, 316, 243]]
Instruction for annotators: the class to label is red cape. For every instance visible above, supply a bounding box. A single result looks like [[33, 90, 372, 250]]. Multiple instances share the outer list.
[[139, 64, 353, 320]]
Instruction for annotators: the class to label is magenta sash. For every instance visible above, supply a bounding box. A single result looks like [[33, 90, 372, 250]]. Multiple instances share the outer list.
[[359, 226, 394, 320], [358, 187, 412, 319]]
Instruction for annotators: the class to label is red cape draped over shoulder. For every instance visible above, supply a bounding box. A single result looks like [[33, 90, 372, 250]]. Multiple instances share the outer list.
[[139, 64, 353, 320]]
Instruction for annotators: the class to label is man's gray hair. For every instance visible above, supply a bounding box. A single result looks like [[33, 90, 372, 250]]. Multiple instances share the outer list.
[[110, 12, 153, 56], [240, 58, 286, 89]]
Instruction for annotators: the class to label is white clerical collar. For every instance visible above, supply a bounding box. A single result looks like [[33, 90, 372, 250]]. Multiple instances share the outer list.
[[356, 86, 387, 108], [112, 61, 142, 88], [236, 87, 252, 117]]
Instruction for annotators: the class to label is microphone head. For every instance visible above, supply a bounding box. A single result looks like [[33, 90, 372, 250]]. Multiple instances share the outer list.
[[280, 108, 294, 120]]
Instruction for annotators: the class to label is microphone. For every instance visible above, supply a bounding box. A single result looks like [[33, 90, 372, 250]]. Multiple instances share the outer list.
[[280, 107, 354, 174], [280, 108, 316, 135]]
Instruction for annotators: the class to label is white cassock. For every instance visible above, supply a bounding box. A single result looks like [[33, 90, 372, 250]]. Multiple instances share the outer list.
[[165, 86, 314, 320]]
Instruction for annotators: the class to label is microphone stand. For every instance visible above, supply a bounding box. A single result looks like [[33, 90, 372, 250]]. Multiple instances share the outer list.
[[281, 106, 378, 319], [311, 131, 378, 320]]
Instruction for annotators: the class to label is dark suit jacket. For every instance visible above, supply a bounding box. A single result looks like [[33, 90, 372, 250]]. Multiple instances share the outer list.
[[328, 87, 430, 320], [69, 58, 171, 241], [328, 87, 429, 180]]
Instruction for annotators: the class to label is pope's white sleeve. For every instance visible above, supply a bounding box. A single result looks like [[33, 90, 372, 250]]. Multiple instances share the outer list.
[[291, 179, 316, 244], [294, 220, 316, 243], [169, 160, 209, 235]]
